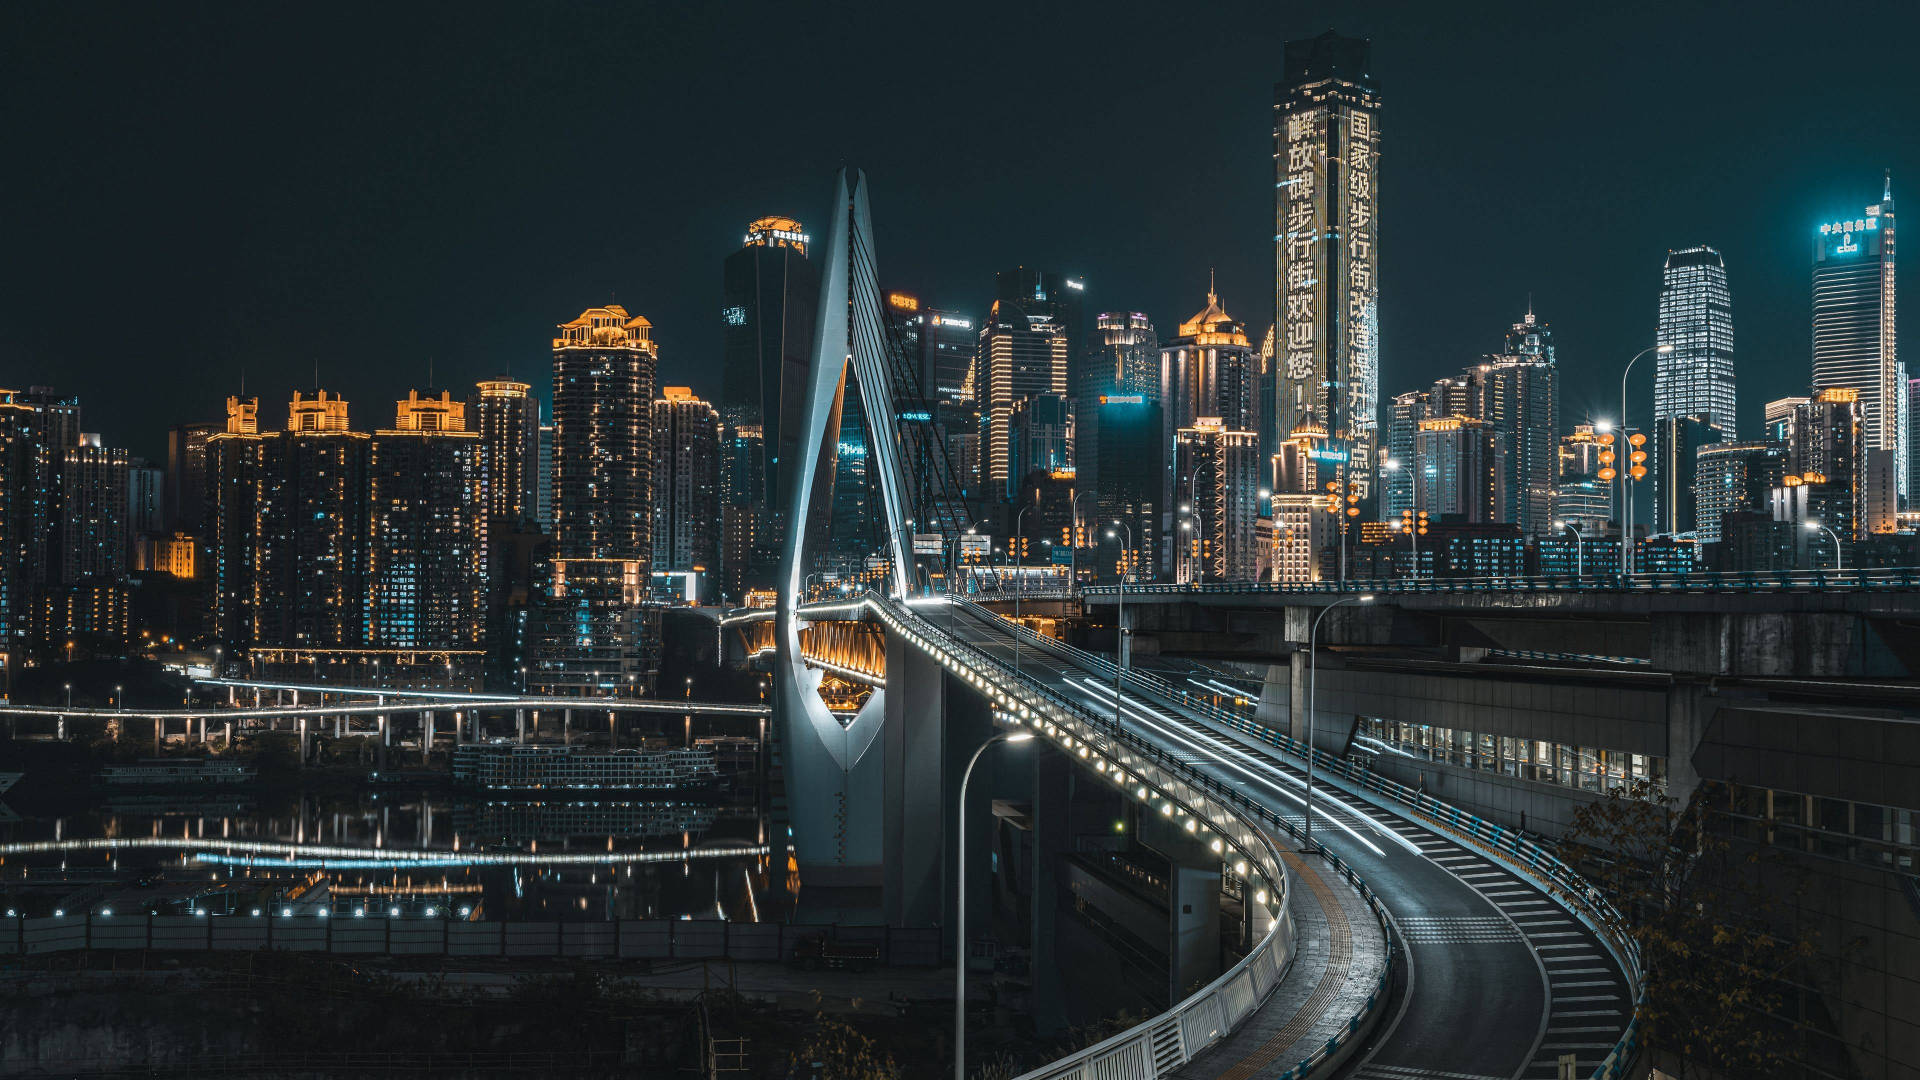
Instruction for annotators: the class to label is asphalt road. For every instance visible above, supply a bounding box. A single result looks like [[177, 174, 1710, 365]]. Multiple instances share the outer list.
[[936, 603, 1630, 1080]]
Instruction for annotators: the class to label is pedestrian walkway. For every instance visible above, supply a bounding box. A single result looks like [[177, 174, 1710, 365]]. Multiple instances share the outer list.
[[1175, 847, 1388, 1079]]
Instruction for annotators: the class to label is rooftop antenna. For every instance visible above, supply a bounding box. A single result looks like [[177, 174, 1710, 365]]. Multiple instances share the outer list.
[[1208, 266, 1217, 305]]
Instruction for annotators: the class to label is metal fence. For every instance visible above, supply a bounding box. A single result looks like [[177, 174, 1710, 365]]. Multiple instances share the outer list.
[[975, 602, 1646, 1080], [1082, 567, 1920, 596], [0, 915, 940, 965]]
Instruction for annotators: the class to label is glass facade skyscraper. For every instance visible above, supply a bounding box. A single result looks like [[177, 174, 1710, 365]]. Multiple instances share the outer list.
[[1654, 246, 1736, 434], [1812, 180, 1903, 498]]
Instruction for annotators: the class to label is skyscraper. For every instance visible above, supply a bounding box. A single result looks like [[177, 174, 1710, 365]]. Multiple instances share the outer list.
[[204, 396, 262, 649], [1088, 390, 1160, 581], [651, 387, 721, 581], [720, 216, 820, 593], [1173, 419, 1261, 583], [1654, 247, 1737, 434], [980, 296, 1069, 498], [165, 421, 218, 533], [252, 390, 370, 654], [1790, 388, 1867, 541], [1162, 284, 1259, 566], [368, 391, 485, 653], [1414, 415, 1503, 524], [1651, 414, 1722, 536], [0, 390, 55, 656], [1384, 391, 1427, 517], [1466, 347, 1556, 534], [536, 306, 660, 696], [1274, 30, 1381, 499], [996, 267, 1087, 402], [59, 435, 130, 583], [1812, 179, 1903, 498], [1693, 441, 1789, 544], [472, 376, 539, 529]]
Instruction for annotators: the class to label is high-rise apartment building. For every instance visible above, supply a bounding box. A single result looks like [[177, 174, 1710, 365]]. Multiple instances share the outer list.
[[651, 387, 721, 581], [1765, 396, 1809, 444], [0, 390, 55, 654], [1163, 286, 1259, 562], [980, 296, 1069, 498], [368, 391, 485, 651], [1790, 388, 1867, 540], [1274, 30, 1381, 500], [1384, 391, 1427, 517], [996, 267, 1087, 403], [252, 390, 370, 653], [1812, 179, 1904, 498], [204, 396, 262, 648], [1081, 311, 1157, 495], [1173, 419, 1261, 583], [535, 306, 660, 696], [60, 435, 130, 583], [472, 377, 538, 529], [165, 421, 218, 533], [535, 423, 554, 531]]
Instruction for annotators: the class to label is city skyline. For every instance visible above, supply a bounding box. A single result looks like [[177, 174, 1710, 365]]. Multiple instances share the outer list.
[[3, 3, 1915, 461]]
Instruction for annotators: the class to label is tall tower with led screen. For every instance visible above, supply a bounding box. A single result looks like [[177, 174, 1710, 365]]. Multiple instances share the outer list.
[[1274, 30, 1381, 501], [1812, 177, 1904, 499]]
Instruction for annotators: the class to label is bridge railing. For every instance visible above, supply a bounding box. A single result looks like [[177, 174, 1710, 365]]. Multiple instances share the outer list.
[[1080, 566, 1920, 597], [871, 596, 1398, 1080], [963, 600, 1646, 1079]]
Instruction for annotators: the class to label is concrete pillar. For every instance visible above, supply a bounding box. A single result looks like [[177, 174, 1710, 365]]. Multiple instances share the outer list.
[[223, 721, 232, 747], [335, 714, 344, 740], [1667, 681, 1716, 808], [882, 637, 948, 927], [228, 686, 235, 706], [1118, 602, 1134, 668], [422, 712, 434, 764], [563, 709, 572, 746], [608, 710, 618, 750], [1140, 812, 1223, 1003], [197, 717, 207, 744], [516, 710, 525, 744], [1029, 745, 1072, 1034], [298, 717, 309, 766]]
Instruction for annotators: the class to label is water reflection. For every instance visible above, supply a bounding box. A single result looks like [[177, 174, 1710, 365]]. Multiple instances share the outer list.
[[0, 786, 783, 924]]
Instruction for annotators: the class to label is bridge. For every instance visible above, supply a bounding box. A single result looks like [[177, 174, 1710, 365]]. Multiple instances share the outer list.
[[748, 171, 1647, 1080]]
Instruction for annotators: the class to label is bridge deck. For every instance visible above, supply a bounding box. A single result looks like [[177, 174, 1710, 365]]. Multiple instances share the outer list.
[[935, 602, 1632, 1080], [1174, 848, 1385, 1080]]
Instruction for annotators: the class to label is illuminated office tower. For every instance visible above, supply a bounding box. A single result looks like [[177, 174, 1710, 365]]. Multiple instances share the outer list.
[[981, 296, 1070, 498], [1466, 346, 1556, 534], [203, 396, 262, 648], [472, 376, 539, 528], [1078, 310, 1157, 495], [1274, 30, 1382, 499], [127, 458, 162, 553], [1162, 284, 1258, 559], [719, 216, 819, 591], [1812, 179, 1903, 498], [1693, 441, 1789, 544], [535, 307, 660, 696], [1654, 247, 1737, 434], [1173, 419, 1261, 583], [1911, 377, 1920, 497], [1384, 391, 1427, 517], [1413, 415, 1503, 524], [60, 435, 130, 583], [368, 391, 485, 650], [1088, 390, 1161, 580], [1556, 423, 1612, 534], [252, 390, 370, 652], [534, 423, 554, 530], [1505, 306, 1555, 363], [651, 387, 721, 578], [997, 267, 1087, 403], [927, 308, 979, 406]]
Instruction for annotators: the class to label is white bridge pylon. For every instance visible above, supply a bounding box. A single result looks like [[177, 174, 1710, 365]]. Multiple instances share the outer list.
[[775, 169, 921, 874]]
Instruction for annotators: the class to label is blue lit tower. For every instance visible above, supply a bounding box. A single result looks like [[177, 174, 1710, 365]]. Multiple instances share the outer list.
[[1813, 177, 1903, 499]]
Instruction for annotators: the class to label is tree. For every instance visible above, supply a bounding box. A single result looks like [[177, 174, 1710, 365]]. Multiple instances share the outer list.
[[1558, 779, 1817, 1077], [787, 1015, 901, 1080]]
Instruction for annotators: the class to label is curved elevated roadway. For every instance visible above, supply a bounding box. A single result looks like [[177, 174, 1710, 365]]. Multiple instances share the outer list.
[[937, 600, 1634, 1080]]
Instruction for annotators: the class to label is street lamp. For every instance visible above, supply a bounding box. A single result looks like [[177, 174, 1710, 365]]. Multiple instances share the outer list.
[[114, 684, 122, 711], [1555, 519, 1583, 580], [955, 729, 1033, 1080], [1305, 595, 1373, 850], [1070, 490, 1097, 591], [1803, 521, 1843, 570], [65, 683, 73, 710], [1617, 345, 1675, 575], [1014, 504, 1032, 675]]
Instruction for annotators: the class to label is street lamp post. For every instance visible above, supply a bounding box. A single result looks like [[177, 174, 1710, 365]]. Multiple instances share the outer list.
[[1104, 520, 1135, 737], [1070, 490, 1096, 592], [1014, 505, 1032, 674], [1618, 345, 1675, 575], [955, 730, 1033, 1080], [1803, 521, 1843, 570], [1305, 594, 1373, 850], [1555, 519, 1583, 580]]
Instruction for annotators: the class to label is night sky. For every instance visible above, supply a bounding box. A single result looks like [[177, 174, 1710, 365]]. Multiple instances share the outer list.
[[4, 1, 1916, 460]]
